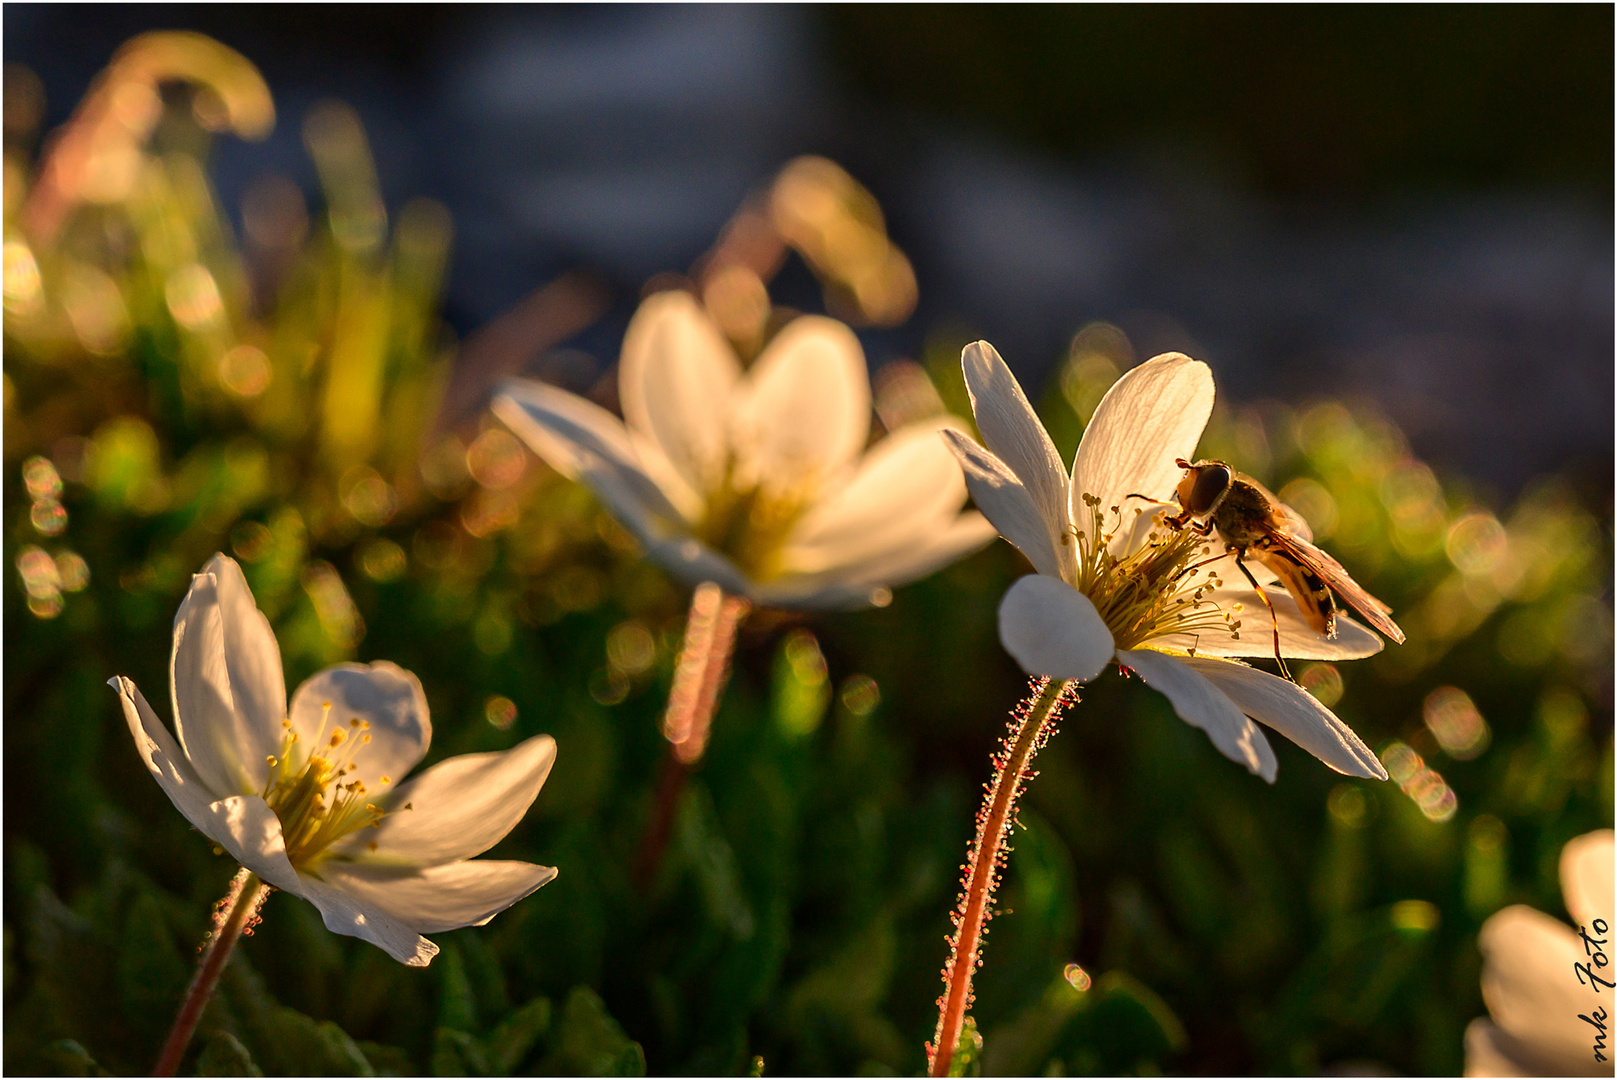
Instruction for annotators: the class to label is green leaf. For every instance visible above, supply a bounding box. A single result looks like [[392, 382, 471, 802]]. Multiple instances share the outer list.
[[34, 1039, 110, 1077], [196, 1032, 263, 1077], [538, 987, 645, 1077], [945, 1016, 983, 1077], [486, 997, 552, 1075]]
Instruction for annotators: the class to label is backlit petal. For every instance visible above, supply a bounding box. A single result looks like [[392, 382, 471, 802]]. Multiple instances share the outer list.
[[495, 381, 699, 526], [732, 315, 870, 490], [113, 674, 231, 821], [618, 290, 740, 493], [332, 735, 556, 867], [1071, 353, 1213, 527], [943, 429, 1063, 579], [960, 341, 1074, 579], [997, 574, 1114, 682], [1560, 829, 1614, 933], [316, 860, 558, 934], [205, 795, 304, 895], [1463, 1018, 1550, 1078], [296, 873, 439, 967], [170, 566, 276, 796], [781, 416, 970, 571], [1478, 905, 1602, 1074], [1118, 649, 1278, 781], [643, 536, 755, 597], [758, 512, 996, 611], [1178, 657, 1386, 778], [1149, 587, 1384, 661], [206, 555, 288, 755], [288, 663, 430, 794]]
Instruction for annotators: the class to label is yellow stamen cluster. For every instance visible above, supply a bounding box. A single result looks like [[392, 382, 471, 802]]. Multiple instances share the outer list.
[[1067, 494, 1241, 652], [260, 703, 407, 868], [694, 460, 815, 581]]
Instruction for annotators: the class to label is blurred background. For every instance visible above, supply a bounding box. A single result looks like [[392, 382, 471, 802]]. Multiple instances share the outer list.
[[5, 6, 1611, 1077]]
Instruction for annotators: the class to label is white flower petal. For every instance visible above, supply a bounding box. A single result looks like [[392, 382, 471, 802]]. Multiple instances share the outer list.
[[1478, 905, 1603, 1074], [942, 429, 1064, 579], [113, 674, 231, 819], [113, 677, 303, 894], [757, 512, 997, 611], [170, 566, 278, 797], [1560, 829, 1614, 933], [1149, 587, 1384, 661], [206, 555, 288, 754], [316, 860, 558, 934], [332, 734, 556, 867], [296, 872, 439, 967], [997, 575, 1115, 682], [960, 341, 1074, 580], [1463, 1017, 1550, 1078], [1118, 649, 1278, 781], [1177, 657, 1386, 779], [732, 315, 871, 490], [781, 416, 970, 571], [288, 663, 430, 793], [1070, 353, 1214, 527], [205, 795, 305, 895], [618, 290, 740, 493], [494, 381, 699, 526]]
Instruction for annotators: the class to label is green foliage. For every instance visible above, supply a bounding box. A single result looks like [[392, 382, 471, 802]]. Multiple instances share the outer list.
[[4, 37, 1611, 1079]]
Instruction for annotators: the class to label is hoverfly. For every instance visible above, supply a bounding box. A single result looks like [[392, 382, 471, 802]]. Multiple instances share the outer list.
[[1163, 458, 1404, 679]]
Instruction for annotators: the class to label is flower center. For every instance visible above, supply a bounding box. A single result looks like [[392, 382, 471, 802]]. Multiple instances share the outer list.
[[1069, 493, 1244, 652], [694, 463, 814, 581], [261, 704, 408, 869]]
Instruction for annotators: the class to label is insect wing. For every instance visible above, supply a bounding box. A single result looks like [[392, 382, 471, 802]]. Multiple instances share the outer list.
[[1254, 548, 1334, 638], [1265, 530, 1406, 643]]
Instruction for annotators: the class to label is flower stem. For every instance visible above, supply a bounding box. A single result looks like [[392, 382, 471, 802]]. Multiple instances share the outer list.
[[928, 676, 1074, 1078], [153, 868, 270, 1077], [633, 582, 751, 888]]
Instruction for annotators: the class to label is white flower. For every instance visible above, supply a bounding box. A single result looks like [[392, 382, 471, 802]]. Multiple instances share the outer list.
[[1465, 829, 1615, 1077], [944, 341, 1389, 782], [110, 554, 557, 967], [493, 291, 995, 610]]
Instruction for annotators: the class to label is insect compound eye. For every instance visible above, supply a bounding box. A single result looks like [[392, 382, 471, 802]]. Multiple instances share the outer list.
[[1188, 463, 1233, 516]]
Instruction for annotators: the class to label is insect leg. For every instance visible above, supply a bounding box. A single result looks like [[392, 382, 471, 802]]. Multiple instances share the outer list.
[[1234, 552, 1293, 683]]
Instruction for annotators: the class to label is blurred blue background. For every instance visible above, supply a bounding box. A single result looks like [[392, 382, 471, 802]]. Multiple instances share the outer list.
[[9, 5, 1611, 498]]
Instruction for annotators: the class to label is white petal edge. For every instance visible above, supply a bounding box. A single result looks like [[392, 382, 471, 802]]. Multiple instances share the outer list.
[[1560, 829, 1614, 933], [1150, 587, 1385, 661], [1118, 649, 1278, 781], [960, 341, 1074, 580], [494, 381, 700, 525], [1177, 657, 1386, 779], [731, 314, 871, 491], [997, 575, 1115, 682], [756, 512, 997, 611], [617, 290, 740, 494], [1070, 352, 1214, 529], [170, 568, 270, 797], [205, 554, 289, 765], [316, 860, 558, 934], [296, 872, 439, 967], [780, 416, 971, 572], [942, 429, 1064, 580], [1477, 905, 1604, 1074], [331, 734, 557, 867], [288, 662, 431, 794], [1462, 1017, 1555, 1078], [112, 677, 306, 892]]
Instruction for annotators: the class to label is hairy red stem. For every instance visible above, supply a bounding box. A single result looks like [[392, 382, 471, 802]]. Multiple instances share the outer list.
[[153, 868, 269, 1076], [633, 583, 750, 887], [928, 677, 1073, 1077]]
